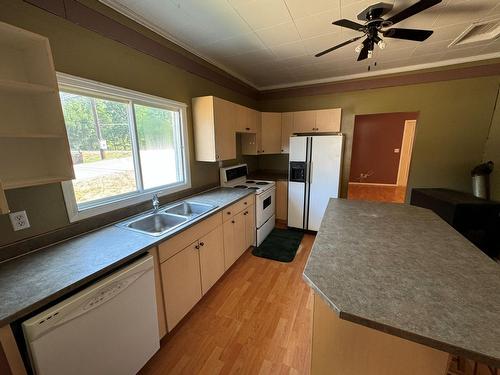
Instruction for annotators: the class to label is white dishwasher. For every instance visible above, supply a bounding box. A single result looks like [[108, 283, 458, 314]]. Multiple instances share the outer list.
[[22, 255, 159, 375]]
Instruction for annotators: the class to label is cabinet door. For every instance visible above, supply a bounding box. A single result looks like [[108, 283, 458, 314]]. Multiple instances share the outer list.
[[276, 180, 288, 221], [315, 108, 341, 132], [223, 211, 246, 269], [214, 98, 236, 161], [293, 111, 316, 133], [244, 205, 256, 249], [247, 109, 259, 133], [199, 226, 225, 295], [161, 241, 202, 331], [281, 112, 294, 153], [261, 112, 282, 154]]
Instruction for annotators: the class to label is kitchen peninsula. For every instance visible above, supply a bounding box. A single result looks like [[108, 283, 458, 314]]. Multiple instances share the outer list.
[[304, 199, 500, 375]]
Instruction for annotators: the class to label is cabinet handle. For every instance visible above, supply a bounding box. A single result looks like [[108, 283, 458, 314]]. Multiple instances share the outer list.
[[195, 245, 200, 250], [245, 127, 250, 131], [227, 211, 231, 215], [231, 220, 235, 224], [200, 242, 204, 246], [244, 202, 247, 205], [244, 211, 248, 215]]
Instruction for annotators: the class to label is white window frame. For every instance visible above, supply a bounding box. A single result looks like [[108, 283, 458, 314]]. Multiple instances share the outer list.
[[58, 72, 191, 222]]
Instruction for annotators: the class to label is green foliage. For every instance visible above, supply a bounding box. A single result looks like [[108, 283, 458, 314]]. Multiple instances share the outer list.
[[60, 92, 176, 156]]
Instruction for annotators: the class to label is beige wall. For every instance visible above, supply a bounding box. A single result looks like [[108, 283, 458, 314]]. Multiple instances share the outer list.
[[259, 77, 500, 200], [0, 0, 257, 246]]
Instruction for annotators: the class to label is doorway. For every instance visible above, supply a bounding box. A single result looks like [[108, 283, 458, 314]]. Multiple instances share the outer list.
[[347, 112, 418, 203]]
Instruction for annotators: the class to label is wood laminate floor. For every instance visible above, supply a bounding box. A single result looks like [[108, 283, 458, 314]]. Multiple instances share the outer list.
[[140, 233, 315, 375]]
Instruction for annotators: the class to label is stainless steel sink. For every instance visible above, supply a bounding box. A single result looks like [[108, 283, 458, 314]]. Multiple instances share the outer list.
[[162, 201, 217, 218], [118, 200, 217, 236], [121, 213, 188, 236]]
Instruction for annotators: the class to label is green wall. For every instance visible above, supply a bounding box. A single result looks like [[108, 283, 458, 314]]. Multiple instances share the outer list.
[[0, 0, 257, 246], [259, 77, 500, 200]]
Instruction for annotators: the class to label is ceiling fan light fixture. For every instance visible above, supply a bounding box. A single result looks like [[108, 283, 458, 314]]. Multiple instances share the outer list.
[[355, 43, 364, 53], [377, 39, 386, 49], [368, 50, 373, 58]]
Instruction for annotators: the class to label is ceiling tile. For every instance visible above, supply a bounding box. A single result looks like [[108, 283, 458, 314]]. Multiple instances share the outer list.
[[285, 0, 340, 19], [231, 0, 292, 29], [105, 0, 500, 88], [294, 8, 342, 39], [270, 40, 307, 59], [255, 22, 301, 46]]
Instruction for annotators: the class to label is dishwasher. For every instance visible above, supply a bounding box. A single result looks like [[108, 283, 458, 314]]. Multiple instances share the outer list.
[[22, 255, 160, 375]]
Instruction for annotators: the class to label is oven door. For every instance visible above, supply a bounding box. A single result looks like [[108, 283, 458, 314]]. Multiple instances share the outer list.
[[256, 187, 276, 228]]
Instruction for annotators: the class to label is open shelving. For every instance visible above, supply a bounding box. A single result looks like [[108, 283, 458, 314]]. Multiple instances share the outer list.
[[0, 21, 74, 213]]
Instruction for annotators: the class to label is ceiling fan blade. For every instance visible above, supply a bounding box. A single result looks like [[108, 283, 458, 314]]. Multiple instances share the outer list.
[[332, 19, 365, 32], [357, 40, 370, 61], [315, 36, 363, 57], [386, 0, 442, 26], [383, 28, 433, 41]]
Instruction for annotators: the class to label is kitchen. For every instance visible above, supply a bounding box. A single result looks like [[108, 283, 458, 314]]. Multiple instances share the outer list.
[[1, 0, 500, 374]]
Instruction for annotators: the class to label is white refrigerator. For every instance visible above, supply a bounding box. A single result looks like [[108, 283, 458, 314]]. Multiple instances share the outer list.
[[288, 135, 344, 231]]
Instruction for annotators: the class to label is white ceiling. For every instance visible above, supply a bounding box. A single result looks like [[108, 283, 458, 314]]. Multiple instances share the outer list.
[[101, 0, 500, 90]]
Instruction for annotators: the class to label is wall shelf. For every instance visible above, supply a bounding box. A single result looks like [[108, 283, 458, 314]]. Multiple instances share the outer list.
[[0, 21, 75, 214]]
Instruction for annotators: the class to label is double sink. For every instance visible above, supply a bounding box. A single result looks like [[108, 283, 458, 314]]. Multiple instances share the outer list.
[[118, 201, 217, 236]]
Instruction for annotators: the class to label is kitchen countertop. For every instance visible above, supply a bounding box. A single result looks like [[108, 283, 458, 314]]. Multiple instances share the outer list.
[[0, 187, 253, 326], [303, 199, 500, 367], [248, 170, 288, 181]]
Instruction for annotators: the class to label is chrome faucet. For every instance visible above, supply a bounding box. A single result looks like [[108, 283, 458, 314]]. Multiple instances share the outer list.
[[152, 194, 159, 212]]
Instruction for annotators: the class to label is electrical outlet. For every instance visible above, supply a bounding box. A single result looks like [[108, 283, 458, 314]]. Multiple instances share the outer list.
[[9, 210, 30, 231]]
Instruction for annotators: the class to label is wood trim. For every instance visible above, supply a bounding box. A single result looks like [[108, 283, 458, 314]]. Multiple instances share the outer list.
[[258, 63, 500, 100], [23, 0, 258, 99], [0, 326, 27, 375], [397, 120, 417, 187]]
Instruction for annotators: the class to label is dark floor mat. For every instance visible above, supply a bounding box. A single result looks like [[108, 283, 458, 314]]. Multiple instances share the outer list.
[[252, 228, 304, 263]]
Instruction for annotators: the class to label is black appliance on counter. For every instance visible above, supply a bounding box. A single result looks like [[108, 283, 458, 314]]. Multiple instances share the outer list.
[[411, 188, 500, 258]]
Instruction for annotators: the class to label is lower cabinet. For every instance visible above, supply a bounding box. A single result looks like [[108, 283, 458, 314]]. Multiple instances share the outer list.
[[199, 226, 225, 295], [224, 202, 255, 270], [158, 196, 255, 332], [223, 210, 246, 270], [161, 240, 202, 331]]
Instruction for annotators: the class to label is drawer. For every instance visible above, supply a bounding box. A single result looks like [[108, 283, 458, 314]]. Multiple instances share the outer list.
[[223, 194, 255, 221], [159, 212, 222, 263]]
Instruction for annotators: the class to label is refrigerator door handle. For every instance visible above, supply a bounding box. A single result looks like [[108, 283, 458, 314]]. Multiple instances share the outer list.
[[309, 161, 313, 184]]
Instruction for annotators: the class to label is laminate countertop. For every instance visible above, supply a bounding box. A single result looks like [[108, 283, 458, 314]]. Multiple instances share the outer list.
[[0, 188, 253, 326], [303, 199, 500, 367]]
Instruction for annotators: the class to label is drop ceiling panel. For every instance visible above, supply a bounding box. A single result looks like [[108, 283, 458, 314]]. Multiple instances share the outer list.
[[101, 0, 500, 89]]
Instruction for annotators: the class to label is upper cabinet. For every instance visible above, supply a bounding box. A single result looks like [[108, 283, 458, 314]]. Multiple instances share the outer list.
[[293, 109, 342, 133], [192, 96, 236, 162], [0, 21, 74, 213], [281, 112, 294, 154], [315, 109, 342, 132], [260, 112, 282, 155], [192, 95, 342, 160]]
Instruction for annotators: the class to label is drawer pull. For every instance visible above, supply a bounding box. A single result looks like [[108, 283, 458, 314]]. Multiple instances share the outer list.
[[244, 202, 247, 205], [244, 211, 248, 215], [199, 242, 204, 246], [231, 220, 235, 224], [227, 211, 231, 215], [195, 245, 200, 250]]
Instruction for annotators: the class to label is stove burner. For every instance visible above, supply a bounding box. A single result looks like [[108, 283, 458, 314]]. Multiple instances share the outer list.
[[234, 185, 248, 189], [246, 180, 255, 183], [256, 181, 269, 185]]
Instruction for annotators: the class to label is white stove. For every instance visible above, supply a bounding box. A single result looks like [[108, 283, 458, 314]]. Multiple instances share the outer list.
[[220, 164, 276, 246]]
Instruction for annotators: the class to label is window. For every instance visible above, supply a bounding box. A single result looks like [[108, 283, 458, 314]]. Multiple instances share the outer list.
[[58, 73, 190, 222]]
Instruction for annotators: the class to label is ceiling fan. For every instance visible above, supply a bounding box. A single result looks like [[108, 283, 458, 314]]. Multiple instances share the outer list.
[[315, 0, 442, 61]]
